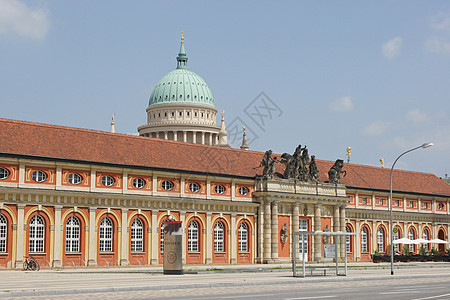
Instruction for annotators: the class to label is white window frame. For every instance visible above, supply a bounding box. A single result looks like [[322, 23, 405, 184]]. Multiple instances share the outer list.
[[214, 185, 225, 195], [188, 220, 199, 252], [101, 175, 115, 187], [0, 214, 7, 252], [29, 215, 45, 253], [0, 167, 10, 180], [31, 170, 47, 183], [68, 173, 82, 185], [162, 180, 174, 191], [131, 218, 144, 252], [345, 226, 351, 253], [377, 227, 384, 252], [239, 186, 249, 196], [238, 222, 248, 252], [214, 221, 224, 252], [99, 217, 113, 252], [361, 227, 368, 253], [189, 182, 200, 193], [393, 228, 399, 252], [132, 177, 146, 189], [65, 216, 80, 252], [408, 228, 415, 252]]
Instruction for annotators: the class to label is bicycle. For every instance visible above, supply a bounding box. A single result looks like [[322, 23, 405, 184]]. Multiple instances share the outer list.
[[23, 256, 40, 271]]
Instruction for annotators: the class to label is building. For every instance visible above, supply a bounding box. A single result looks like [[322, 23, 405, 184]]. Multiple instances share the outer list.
[[0, 37, 450, 269]]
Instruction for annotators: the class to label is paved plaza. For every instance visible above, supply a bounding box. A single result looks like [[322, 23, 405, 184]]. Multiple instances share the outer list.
[[1, 262, 450, 298]]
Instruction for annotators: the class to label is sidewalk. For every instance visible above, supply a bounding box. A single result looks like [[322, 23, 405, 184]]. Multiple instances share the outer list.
[[1, 262, 450, 297]]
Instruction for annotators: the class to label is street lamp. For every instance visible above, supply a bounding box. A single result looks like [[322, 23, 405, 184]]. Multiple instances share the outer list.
[[390, 142, 433, 275]]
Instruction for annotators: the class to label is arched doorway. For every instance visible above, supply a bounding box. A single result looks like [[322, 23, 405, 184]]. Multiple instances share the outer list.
[[438, 229, 446, 253]]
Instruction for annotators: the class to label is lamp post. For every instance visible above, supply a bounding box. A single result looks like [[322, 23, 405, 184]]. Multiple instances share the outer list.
[[390, 142, 433, 275]]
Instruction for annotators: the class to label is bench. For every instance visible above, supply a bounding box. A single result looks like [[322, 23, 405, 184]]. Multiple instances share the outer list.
[[309, 268, 328, 276]]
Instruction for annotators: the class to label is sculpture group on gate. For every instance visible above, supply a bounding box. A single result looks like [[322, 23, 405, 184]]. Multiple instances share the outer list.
[[258, 145, 347, 184]]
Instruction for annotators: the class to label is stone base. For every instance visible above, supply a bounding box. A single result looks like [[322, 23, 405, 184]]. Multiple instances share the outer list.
[[52, 260, 62, 268], [150, 258, 158, 265], [87, 259, 97, 267], [120, 259, 129, 266]]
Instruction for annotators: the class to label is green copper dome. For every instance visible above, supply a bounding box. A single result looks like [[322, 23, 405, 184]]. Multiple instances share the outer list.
[[148, 37, 215, 107]]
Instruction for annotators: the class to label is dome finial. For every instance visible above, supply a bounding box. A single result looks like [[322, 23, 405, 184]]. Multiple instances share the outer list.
[[177, 31, 188, 69]]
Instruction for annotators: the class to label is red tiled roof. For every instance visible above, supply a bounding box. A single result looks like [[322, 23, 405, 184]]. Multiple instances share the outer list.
[[1, 118, 449, 197]]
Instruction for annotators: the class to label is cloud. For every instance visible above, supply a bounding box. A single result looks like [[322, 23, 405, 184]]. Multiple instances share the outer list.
[[431, 12, 450, 31], [0, 0, 49, 40], [382, 37, 403, 59], [425, 37, 450, 56], [328, 96, 354, 112], [362, 120, 391, 136], [406, 109, 429, 124]]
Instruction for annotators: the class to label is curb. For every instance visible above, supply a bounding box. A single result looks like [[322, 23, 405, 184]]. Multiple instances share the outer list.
[[0, 272, 447, 298]]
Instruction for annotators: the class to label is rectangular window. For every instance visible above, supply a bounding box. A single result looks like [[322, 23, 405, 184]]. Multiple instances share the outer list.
[[378, 198, 383, 206], [409, 201, 414, 208], [395, 200, 399, 207], [361, 197, 367, 205]]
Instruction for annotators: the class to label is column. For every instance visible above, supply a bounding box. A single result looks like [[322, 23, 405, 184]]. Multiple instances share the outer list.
[[263, 199, 271, 262], [291, 203, 299, 259], [15, 204, 25, 268], [355, 219, 361, 261], [193, 131, 197, 144], [205, 212, 212, 264], [339, 206, 346, 260], [230, 212, 237, 264], [120, 208, 128, 266], [156, 132, 160, 139], [183, 131, 187, 143], [209, 134, 212, 146], [271, 201, 279, 261], [201, 132, 205, 145], [52, 206, 62, 268], [173, 131, 178, 142], [180, 211, 186, 264], [164, 131, 168, 140], [333, 206, 340, 244], [314, 204, 322, 261], [87, 207, 97, 266], [256, 203, 264, 263], [150, 210, 158, 264]]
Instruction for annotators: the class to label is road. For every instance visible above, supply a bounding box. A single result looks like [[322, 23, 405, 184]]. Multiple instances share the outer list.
[[3, 272, 450, 299]]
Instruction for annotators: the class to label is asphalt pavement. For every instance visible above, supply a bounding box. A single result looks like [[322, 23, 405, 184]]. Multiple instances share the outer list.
[[1, 261, 450, 298]]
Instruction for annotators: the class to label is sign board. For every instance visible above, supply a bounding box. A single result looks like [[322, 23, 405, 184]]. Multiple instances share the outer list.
[[393, 228, 398, 234], [163, 221, 183, 275], [324, 244, 336, 258]]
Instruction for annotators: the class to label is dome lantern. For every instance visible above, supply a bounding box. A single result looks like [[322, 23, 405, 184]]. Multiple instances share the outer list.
[[176, 31, 188, 69]]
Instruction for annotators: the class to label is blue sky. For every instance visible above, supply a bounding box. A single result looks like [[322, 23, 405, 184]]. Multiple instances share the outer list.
[[1, 0, 449, 178]]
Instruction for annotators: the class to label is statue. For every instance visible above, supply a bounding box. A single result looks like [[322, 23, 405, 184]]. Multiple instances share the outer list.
[[299, 147, 310, 181], [323, 224, 330, 244], [328, 159, 347, 184], [260, 150, 278, 179], [308, 155, 320, 182], [293, 145, 305, 180], [280, 153, 295, 179], [280, 223, 289, 243]]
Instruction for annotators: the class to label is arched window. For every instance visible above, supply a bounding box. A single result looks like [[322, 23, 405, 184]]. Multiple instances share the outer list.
[[423, 229, 429, 241], [377, 227, 384, 252], [345, 226, 351, 253], [0, 214, 7, 252], [361, 227, 368, 253], [66, 216, 80, 253], [131, 218, 144, 252], [408, 228, 415, 252], [160, 219, 169, 253], [29, 215, 45, 253], [214, 221, 224, 252], [188, 220, 199, 252], [393, 227, 400, 252], [238, 222, 248, 252], [99, 217, 113, 252]]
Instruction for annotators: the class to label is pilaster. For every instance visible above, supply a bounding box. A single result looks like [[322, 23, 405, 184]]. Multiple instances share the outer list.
[[52, 205, 62, 268], [205, 212, 212, 264], [230, 212, 237, 264], [15, 204, 25, 268], [313, 204, 322, 261], [150, 210, 158, 264], [271, 200, 279, 260], [120, 208, 129, 266], [87, 207, 97, 266], [263, 199, 271, 263]]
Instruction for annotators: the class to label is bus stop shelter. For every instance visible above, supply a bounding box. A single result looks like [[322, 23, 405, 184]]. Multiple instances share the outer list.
[[293, 230, 356, 277]]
